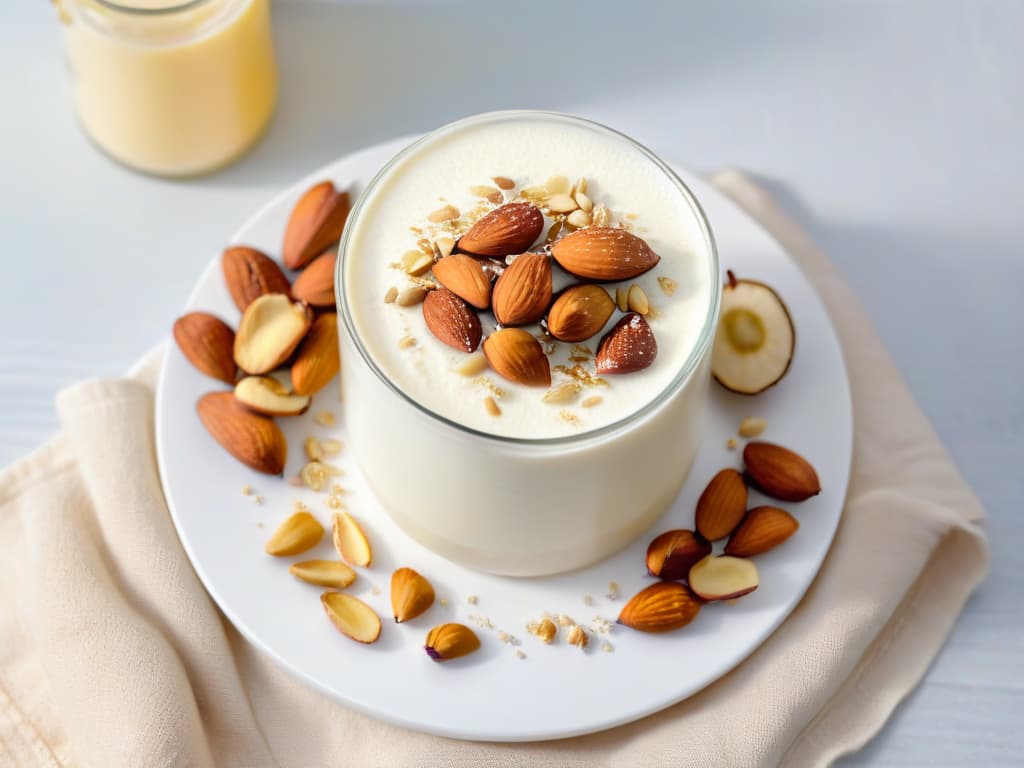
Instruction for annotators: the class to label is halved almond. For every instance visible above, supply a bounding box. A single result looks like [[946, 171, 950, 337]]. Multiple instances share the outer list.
[[482, 328, 551, 387], [617, 582, 701, 633], [173, 312, 237, 384], [291, 250, 336, 307], [391, 567, 435, 623], [551, 227, 660, 281], [456, 202, 543, 257], [234, 294, 313, 375], [433, 255, 491, 309], [321, 592, 381, 644], [235, 376, 311, 416], [332, 511, 372, 567], [688, 555, 759, 601], [290, 559, 356, 589], [265, 511, 324, 556], [291, 313, 340, 396], [197, 392, 287, 474], [283, 182, 350, 269], [492, 252, 552, 326]]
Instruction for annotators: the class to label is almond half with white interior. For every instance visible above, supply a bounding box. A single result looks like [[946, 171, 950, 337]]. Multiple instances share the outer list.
[[283, 182, 350, 269], [482, 328, 551, 387], [196, 391, 287, 474], [455, 202, 543, 257], [332, 511, 372, 567], [551, 227, 660, 281], [688, 555, 759, 601], [235, 375, 311, 416], [491, 252, 552, 326], [291, 313, 340, 396], [234, 294, 312, 375], [321, 592, 382, 644]]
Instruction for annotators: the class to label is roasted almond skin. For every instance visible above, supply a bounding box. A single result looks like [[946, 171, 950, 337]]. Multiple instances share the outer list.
[[547, 284, 615, 342], [291, 250, 337, 307], [725, 506, 799, 557], [618, 582, 701, 633], [173, 312, 237, 384], [645, 529, 712, 581], [283, 182, 350, 269], [222, 246, 292, 312], [595, 313, 657, 374], [743, 442, 821, 501], [456, 202, 543, 257], [391, 567, 436, 623], [291, 313, 340, 395], [196, 391, 286, 474], [491, 252, 552, 326], [695, 468, 748, 541], [551, 227, 660, 281], [422, 289, 482, 353], [482, 328, 551, 387], [433, 254, 492, 310]]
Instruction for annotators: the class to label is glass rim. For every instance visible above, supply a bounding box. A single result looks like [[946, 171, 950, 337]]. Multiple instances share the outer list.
[[90, 0, 210, 16], [336, 110, 721, 447]]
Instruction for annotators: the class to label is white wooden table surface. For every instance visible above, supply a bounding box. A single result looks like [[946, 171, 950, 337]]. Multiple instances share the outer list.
[[2, 1, 1021, 764]]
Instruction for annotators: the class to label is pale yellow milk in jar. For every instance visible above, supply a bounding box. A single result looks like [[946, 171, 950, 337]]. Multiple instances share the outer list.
[[58, 0, 277, 177]]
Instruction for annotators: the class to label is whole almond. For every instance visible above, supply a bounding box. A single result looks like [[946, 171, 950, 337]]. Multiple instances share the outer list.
[[482, 328, 551, 387], [173, 312, 237, 384], [725, 506, 799, 557], [594, 313, 657, 374], [617, 582, 701, 633], [424, 623, 480, 662], [491, 252, 552, 326], [197, 391, 286, 474], [222, 246, 292, 312], [291, 313, 340, 395], [743, 442, 821, 501], [391, 567, 436, 623], [291, 250, 337, 307], [645, 529, 712, 581], [456, 202, 543, 257], [551, 227, 660, 280], [547, 284, 615, 342], [422, 289, 482, 353], [234, 294, 313, 374], [695, 468, 748, 541], [283, 181, 350, 269], [433, 254, 491, 309]]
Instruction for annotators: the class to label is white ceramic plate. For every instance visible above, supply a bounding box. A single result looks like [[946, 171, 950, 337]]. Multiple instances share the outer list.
[[156, 137, 851, 742]]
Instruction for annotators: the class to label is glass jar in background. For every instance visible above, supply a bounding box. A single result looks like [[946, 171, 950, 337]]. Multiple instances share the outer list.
[[56, 0, 277, 177]]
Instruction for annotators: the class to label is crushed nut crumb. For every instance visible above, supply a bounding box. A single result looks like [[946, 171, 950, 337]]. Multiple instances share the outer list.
[[738, 416, 768, 438], [440, 598, 449, 607], [592, 616, 614, 634], [427, 204, 460, 223], [726, 438, 738, 450], [305, 436, 324, 462], [559, 409, 581, 426], [581, 396, 603, 408], [532, 618, 557, 644], [553, 364, 608, 388], [241, 485, 252, 496], [601, 641, 614, 653], [326, 495, 344, 510], [493, 176, 515, 190], [469, 614, 495, 630], [253, 495, 264, 505], [497, 631, 510, 643], [457, 354, 489, 377], [314, 411, 336, 427], [321, 439, 343, 456], [473, 377, 506, 398], [515, 649, 526, 659], [371, 585, 381, 596], [582, 594, 595, 606], [384, 286, 398, 304], [398, 336, 417, 350], [467, 595, 478, 605], [567, 625, 588, 648], [484, 396, 501, 417], [606, 581, 619, 600], [556, 615, 575, 627], [657, 276, 678, 296]]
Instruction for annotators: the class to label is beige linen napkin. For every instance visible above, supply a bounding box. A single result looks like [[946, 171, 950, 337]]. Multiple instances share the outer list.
[[0, 172, 988, 768]]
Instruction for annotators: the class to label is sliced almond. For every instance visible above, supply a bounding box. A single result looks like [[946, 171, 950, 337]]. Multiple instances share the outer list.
[[391, 567, 436, 623], [574, 190, 593, 212], [332, 511, 372, 567], [233, 294, 312, 375], [321, 592, 381, 644], [173, 312, 237, 384], [265, 511, 324, 556], [615, 285, 629, 312], [196, 392, 287, 474], [435, 235, 456, 259], [546, 193, 578, 213], [283, 182, 350, 269], [545, 175, 570, 194], [290, 559, 356, 589], [457, 353, 489, 377], [541, 380, 582, 405], [688, 555, 759, 601], [395, 286, 428, 307], [627, 284, 650, 315], [402, 249, 434, 277], [482, 328, 551, 387], [566, 209, 592, 228], [234, 376, 310, 416], [291, 313, 340, 396]]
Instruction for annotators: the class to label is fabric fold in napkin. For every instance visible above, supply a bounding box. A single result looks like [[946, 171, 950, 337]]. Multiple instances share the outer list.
[[0, 172, 987, 767]]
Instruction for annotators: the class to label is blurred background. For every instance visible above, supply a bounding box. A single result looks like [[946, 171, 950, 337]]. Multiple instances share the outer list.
[[2, 1, 1020, 763]]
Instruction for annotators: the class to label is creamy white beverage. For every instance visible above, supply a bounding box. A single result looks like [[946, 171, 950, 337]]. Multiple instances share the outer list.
[[337, 112, 719, 576], [344, 118, 712, 438]]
